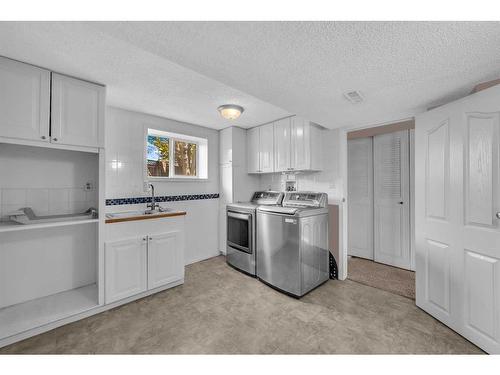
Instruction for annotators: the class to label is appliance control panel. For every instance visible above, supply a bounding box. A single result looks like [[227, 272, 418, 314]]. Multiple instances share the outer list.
[[282, 192, 328, 208], [251, 191, 284, 205]]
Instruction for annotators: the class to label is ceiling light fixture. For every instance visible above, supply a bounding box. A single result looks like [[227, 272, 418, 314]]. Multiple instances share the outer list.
[[218, 104, 244, 120]]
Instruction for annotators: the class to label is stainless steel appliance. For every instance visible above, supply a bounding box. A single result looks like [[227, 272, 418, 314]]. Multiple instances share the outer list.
[[226, 191, 284, 276], [257, 192, 329, 297]]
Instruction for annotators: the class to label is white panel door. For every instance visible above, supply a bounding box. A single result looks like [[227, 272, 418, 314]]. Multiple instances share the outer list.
[[374, 130, 411, 269], [347, 137, 374, 259], [415, 85, 500, 354], [259, 123, 274, 173], [148, 232, 184, 290], [274, 117, 291, 172], [291, 116, 311, 171], [105, 237, 147, 304], [247, 127, 260, 173], [0, 57, 50, 142], [51, 73, 104, 148]]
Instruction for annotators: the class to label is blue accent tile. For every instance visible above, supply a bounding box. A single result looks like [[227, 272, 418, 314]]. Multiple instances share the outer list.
[[105, 193, 219, 206]]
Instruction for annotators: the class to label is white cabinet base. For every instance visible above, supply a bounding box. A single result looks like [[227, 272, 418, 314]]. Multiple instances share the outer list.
[[105, 236, 148, 304], [148, 231, 184, 289]]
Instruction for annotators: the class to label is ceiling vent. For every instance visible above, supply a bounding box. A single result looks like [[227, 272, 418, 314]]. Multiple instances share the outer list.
[[343, 90, 364, 104]]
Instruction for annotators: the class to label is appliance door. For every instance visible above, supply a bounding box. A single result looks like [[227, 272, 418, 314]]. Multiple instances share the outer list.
[[226, 210, 255, 275], [227, 211, 252, 253], [257, 211, 301, 296]]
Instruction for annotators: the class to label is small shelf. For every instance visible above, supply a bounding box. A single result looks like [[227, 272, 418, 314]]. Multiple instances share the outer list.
[[0, 284, 99, 340], [0, 218, 99, 233]]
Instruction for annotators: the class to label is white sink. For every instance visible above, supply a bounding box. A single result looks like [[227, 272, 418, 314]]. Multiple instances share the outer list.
[[105, 208, 171, 219]]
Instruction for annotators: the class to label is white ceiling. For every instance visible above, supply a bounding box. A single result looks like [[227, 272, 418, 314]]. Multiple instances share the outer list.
[[1, 22, 500, 130], [0, 22, 290, 130]]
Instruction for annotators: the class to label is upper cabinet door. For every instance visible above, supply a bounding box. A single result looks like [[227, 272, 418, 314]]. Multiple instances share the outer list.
[[247, 127, 260, 173], [291, 116, 311, 170], [274, 117, 291, 172], [219, 127, 232, 165], [259, 123, 274, 173], [0, 57, 50, 142], [51, 73, 105, 148]]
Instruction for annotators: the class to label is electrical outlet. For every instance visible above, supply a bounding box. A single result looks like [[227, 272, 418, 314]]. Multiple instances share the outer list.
[[84, 182, 93, 191]]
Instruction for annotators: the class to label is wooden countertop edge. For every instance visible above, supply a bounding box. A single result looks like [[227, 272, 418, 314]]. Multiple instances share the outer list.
[[105, 211, 187, 224]]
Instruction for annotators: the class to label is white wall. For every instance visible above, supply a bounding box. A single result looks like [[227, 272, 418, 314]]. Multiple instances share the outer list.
[[105, 106, 220, 265], [259, 128, 343, 203]]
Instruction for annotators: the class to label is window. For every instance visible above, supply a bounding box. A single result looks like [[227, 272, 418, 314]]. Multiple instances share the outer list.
[[146, 128, 208, 179]]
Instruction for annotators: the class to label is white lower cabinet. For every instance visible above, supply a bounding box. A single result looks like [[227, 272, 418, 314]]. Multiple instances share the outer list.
[[105, 236, 148, 304], [105, 217, 185, 304], [147, 232, 184, 289]]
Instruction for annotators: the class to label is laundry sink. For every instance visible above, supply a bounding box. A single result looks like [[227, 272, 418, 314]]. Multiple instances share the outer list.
[[105, 207, 171, 219]]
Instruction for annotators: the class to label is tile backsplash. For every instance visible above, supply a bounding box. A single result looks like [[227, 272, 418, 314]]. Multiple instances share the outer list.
[[0, 187, 97, 221]]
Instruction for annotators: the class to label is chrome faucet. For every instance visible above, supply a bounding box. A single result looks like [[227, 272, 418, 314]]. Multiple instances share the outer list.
[[147, 183, 159, 211]]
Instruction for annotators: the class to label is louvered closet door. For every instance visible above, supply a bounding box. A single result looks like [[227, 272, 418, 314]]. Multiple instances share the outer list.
[[374, 130, 411, 270], [348, 137, 374, 259]]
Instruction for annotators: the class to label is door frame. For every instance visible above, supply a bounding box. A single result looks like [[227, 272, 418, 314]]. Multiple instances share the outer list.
[[340, 118, 416, 279]]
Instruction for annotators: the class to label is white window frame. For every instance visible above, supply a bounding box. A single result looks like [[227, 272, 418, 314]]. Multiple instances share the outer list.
[[145, 127, 208, 181]]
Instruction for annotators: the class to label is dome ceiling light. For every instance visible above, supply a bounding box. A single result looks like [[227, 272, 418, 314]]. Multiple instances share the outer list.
[[218, 104, 244, 120]]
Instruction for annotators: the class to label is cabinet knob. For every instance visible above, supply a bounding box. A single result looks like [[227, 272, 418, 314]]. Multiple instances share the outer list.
[[143, 237, 147, 241], [41, 135, 46, 140], [52, 137, 58, 142], [496, 212, 500, 219]]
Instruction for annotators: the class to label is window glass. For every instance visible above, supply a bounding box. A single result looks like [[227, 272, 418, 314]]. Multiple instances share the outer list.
[[174, 141, 197, 176], [146, 128, 207, 179], [147, 134, 169, 177]]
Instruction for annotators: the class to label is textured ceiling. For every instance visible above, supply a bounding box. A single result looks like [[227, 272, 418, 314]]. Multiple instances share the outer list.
[[93, 21, 500, 129], [0, 22, 290, 129], [1, 22, 500, 130]]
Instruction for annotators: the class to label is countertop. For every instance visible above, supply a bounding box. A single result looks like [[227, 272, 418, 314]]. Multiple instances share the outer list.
[[105, 210, 187, 224]]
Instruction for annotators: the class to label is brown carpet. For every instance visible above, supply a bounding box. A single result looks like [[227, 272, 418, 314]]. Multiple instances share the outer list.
[[348, 257, 415, 299]]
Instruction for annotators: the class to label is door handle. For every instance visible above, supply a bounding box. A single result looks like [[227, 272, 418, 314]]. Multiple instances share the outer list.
[[496, 212, 500, 219]]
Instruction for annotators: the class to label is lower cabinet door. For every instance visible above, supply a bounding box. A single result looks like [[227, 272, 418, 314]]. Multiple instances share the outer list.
[[105, 237, 147, 304], [147, 231, 184, 290]]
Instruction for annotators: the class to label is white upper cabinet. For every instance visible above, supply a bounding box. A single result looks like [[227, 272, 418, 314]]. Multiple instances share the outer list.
[[259, 123, 274, 173], [0, 57, 50, 142], [0, 57, 105, 151], [271, 116, 322, 172], [219, 127, 233, 165], [51, 73, 105, 148], [274, 117, 291, 172], [247, 123, 275, 174], [247, 127, 261, 173], [291, 116, 312, 170]]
